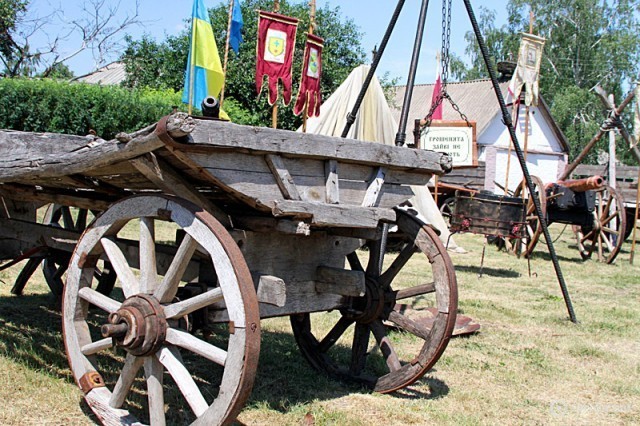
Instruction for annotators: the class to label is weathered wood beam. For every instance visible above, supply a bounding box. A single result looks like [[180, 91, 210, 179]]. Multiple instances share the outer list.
[[187, 119, 452, 174], [362, 167, 387, 207], [254, 274, 287, 307], [0, 184, 114, 211], [325, 160, 340, 204], [315, 265, 365, 297], [264, 154, 301, 200], [272, 200, 396, 229], [130, 153, 231, 227], [560, 87, 638, 180], [0, 113, 195, 182]]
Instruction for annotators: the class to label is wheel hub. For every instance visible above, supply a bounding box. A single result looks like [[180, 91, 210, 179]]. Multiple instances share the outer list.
[[101, 294, 167, 356], [342, 278, 388, 324]]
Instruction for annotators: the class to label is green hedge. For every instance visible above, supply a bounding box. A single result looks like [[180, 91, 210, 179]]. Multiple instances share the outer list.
[[0, 78, 185, 139]]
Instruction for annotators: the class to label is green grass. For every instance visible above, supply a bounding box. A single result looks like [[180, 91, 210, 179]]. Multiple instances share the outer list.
[[0, 225, 639, 425]]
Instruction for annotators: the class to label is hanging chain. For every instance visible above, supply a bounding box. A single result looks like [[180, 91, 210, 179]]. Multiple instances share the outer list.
[[423, 0, 471, 130]]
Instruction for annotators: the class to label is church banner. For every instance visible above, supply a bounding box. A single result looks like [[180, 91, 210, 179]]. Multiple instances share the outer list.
[[293, 33, 324, 117]]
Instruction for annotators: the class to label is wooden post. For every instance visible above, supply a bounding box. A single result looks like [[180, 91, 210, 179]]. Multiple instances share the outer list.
[[608, 93, 617, 189], [220, 0, 234, 108], [274, 0, 280, 12], [300, 0, 317, 134], [520, 106, 530, 197], [631, 168, 640, 264]]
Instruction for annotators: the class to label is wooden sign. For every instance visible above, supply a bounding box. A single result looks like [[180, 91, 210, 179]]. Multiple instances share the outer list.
[[419, 120, 477, 167]]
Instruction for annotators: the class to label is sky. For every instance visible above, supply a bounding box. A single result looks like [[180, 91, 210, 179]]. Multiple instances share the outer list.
[[27, 0, 508, 84]]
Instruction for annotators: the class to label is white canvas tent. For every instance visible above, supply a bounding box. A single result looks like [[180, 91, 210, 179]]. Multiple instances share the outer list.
[[301, 65, 462, 251]]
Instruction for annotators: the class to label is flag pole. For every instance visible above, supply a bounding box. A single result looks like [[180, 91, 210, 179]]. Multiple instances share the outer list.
[[520, 11, 536, 198], [188, 10, 197, 116], [220, 0, 234, 107], [301, 0, 317, 133], [272, 0, 281, 128]]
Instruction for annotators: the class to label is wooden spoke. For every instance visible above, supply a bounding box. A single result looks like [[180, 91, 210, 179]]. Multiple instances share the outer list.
[[346, 251, 364, 272], [75, 208, 89, 231], [387, 310, 431, 340], [158, 346, 208, 417], [318, 316, 354, 353], [600, 231, 615, 252], [395, 282, 436, 301], [144, 356, 166, 426], [110, 354, 144, 408], [81, 338, 114, 356], [165, 328, 227, 366], [349, 323, 370, 376], [101, 237, 139, 297], [139, 217, 158, 294], [154, 234, 198, 303], [366, 237, 383, 277], [370, 320, 401, 372], [164, 287, 223, 319], [378, 242, 417, 288], [62, 206, 74, 230], [78, 287, 121, 313]]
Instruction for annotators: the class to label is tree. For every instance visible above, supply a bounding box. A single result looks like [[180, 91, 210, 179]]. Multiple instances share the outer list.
[[122, 0, 367, 129], [1, 0, 143, 78], [460, 0, 640, 163]]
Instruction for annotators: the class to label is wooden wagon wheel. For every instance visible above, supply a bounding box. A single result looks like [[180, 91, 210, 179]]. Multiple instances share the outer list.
[[290, 209, 458, 393], [42, 204, 116, 297], [573, 185, 626, 263], [63, 195, 260, 425], [508, 176, 546, 258], [439, 196, 456, 226]]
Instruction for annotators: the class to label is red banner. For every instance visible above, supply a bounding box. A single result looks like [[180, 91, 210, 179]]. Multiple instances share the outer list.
[[293, 34, 324, 117], [256, 11, 298, 105]]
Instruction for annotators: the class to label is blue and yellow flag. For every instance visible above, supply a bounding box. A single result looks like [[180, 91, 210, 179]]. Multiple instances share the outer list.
[[182, 0, 225, 111]]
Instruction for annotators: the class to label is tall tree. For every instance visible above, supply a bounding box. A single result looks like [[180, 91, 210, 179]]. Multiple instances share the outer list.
[[1, 0, 142, 78], [460, 0, 640, 163], [122, 0, 367, 130]]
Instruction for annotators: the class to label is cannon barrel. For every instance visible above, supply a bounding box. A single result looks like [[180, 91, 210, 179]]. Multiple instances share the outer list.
[[556, 175, 604, 192], [201, 96, 220, 118]]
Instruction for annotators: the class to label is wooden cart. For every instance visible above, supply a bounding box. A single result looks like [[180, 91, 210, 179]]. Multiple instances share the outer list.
[[0, 114, 458, 425]]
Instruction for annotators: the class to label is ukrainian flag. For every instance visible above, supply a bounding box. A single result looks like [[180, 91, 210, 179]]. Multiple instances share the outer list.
[[182, 0, 225, 111]]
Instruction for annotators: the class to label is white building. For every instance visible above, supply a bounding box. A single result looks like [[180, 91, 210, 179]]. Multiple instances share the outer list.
[[392, 78, 569, 194]]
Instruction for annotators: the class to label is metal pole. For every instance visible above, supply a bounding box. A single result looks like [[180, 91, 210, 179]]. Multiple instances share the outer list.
[[395, 0, 431, 146], [462, 0, 577, 323], [341, 0, 406, 138]]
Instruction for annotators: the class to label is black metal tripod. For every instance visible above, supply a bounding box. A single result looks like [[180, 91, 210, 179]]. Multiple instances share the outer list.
[[341, 0, 577, 323]]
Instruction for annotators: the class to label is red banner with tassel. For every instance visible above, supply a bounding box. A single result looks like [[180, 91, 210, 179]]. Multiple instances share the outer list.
[[293, 33, 323, 117], [255, 10, 298, 105]]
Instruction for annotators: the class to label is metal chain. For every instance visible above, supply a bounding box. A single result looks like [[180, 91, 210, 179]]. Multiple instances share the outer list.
[[423, 0, 471, 131]]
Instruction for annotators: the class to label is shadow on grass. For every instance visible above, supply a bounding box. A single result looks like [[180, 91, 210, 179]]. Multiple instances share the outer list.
[[0, 292, 451, 421], [454, 264, 521, 278]]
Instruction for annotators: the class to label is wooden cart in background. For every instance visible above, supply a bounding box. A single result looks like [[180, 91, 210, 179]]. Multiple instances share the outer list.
[[0, 114, 457, 425]]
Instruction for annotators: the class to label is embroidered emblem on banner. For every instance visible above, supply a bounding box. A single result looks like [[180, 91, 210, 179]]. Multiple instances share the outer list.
[[265, 29, 286, 63], [307, 48, 320, 78]]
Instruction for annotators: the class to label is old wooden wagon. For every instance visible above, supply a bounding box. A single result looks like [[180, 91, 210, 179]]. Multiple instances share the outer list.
[[0, 113, 457, 425]]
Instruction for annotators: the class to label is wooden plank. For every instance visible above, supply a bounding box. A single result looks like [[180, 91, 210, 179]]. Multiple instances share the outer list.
[[0, 113, 194, 182], [362, 167, 387, 207], [0, 218, 81, 252], [272, 200, 396, 229], [185, 119, 451, 174], [315, 265, 365, 297], [264, 154, 301, 200], [130, 152, 231, 227], [325, 160, 340, 204], [232, 216, 311, 236]]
